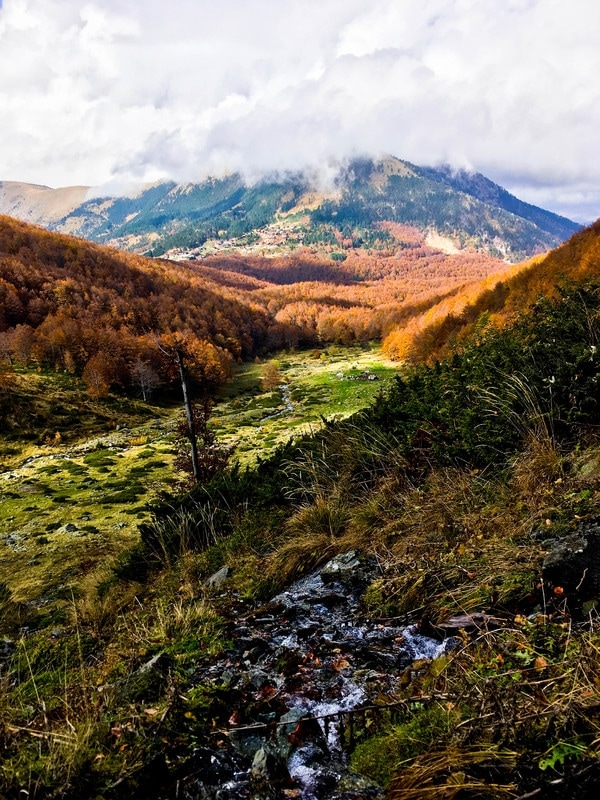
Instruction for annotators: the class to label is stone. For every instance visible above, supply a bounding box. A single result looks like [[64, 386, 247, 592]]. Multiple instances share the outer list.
[[320, 551, 367, 587], [205, 565, 232, 589], [435, 612, 508, 634], [336, 772, 385, 797], [251, 745, 288, 782], [542, 520, 600, 612], [0, 638, 15, 664]]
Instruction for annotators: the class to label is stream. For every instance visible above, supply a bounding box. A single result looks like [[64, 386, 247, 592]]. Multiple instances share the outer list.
[[178, 552, 455, 800], [261, 384, 294, 422]]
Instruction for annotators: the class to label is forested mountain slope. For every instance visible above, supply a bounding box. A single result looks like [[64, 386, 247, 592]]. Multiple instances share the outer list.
[[0, 156, 579, 263], [383, 218, 600, 362], [0, 214, 515, 396]]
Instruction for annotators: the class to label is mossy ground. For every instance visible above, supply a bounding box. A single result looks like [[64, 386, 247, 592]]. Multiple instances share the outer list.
[[0, 345, 396, 608], [213, 343, 397, 463]]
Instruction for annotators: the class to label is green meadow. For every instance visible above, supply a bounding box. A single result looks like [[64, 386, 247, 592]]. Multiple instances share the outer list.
[[0, 345, 397, 606]]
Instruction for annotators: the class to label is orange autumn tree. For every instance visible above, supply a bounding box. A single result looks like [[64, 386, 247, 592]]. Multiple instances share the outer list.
[[82, 352, 117, 398]]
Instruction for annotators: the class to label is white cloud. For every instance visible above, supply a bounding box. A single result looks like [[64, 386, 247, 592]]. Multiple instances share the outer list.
[[0, 0, 599, 220]]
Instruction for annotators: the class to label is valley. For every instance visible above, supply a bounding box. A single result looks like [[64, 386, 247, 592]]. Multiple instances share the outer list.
[[0, 345, 396, 607], [1, 173, 600, 800]]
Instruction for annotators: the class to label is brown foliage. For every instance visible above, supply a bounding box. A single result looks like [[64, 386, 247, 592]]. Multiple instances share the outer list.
[[174, 398, 233, 485], [1, 212, 540, 382]]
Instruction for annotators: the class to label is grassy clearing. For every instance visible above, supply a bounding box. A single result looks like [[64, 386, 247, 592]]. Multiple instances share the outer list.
[[0, 372, 178, 609], [213, 343, 398, 463], [0, 431, 175, 606], [0, 345, 397, 609]]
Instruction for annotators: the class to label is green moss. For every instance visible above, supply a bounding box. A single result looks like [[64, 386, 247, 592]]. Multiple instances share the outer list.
[[350, 705, 461, 787]]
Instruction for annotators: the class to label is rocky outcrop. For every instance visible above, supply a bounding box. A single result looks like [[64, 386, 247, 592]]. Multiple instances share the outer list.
[[542, 519, 600, 614]]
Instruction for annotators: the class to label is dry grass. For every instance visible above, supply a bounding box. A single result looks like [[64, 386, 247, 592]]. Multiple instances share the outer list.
[[387, 746, 517, 799]]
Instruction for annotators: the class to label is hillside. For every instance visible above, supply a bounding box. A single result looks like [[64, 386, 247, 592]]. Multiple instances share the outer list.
[[2, 220, 600, 797], [0, 215, 282, 406], [382, 218, 600, 363], [0, 156, 579, 263], [0, 181, 89, 227], [0, 214, 518, 405]]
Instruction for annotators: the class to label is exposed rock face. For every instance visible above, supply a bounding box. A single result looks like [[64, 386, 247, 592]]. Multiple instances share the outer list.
[[542, 520, 600, 613]]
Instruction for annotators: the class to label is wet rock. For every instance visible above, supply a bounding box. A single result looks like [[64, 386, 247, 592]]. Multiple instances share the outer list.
[[543, 520, 600, 611], [181, 747, 251, 800], [184, 558, 451, 800], [235, 635, 271, 659], [229, 727, 270, 759], [0, 638, 15, 664], [205, 565, 232, 589], [248, 668, 272, 690], [319, 552, 367, 587], [251, 745, 289, 783], [64, 523, 78, 533], [333, 772, 385, 798]]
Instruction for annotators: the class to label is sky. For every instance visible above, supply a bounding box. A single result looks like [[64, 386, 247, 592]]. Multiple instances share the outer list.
[[1, 0, 599, 222]]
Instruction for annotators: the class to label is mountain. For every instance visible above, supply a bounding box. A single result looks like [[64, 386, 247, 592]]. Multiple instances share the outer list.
[[0, 157, 580, 263], [418, 163, 577, 241], [0, 180, 89, 227]]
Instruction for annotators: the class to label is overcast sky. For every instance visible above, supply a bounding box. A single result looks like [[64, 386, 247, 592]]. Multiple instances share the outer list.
[[1, 0, 599, 221]]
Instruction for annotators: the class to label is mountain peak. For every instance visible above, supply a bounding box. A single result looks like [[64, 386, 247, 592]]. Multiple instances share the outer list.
[[0, 156, 580, 262]]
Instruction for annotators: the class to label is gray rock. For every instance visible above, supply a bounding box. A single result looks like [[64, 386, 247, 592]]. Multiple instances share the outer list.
[[320, 551, 366, 586], [204, 565, 232, 589], [336, 772, 384, 797], [543, 520, 600, 612], [248, 668, 271, 690], [0, 638, 15, 663], [251, 745, 288, 782], [229, 728, 268, 758]]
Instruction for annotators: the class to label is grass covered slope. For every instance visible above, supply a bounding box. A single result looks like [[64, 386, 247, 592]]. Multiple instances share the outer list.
[[3, 270, 600, 796]]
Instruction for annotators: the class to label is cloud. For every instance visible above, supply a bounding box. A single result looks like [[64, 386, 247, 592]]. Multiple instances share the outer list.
[[1, 0, 599, 220]]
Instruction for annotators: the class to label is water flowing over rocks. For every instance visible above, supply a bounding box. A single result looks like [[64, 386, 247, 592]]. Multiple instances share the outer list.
[[180, 552, 455, 800]]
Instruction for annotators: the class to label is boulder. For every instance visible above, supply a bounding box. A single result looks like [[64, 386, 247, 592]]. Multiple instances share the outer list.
[[543, 520, 600, 613], [320, 551, 367, 587], [204, 565, 231, 589], [251, 745, 288, 782]]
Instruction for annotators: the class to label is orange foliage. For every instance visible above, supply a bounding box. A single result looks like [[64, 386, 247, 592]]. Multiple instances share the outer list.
[[6, 210, 582, 383], [382, 220, 600, 363]]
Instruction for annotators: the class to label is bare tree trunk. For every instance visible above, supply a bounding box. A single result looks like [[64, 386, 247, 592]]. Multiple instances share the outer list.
[[175, 348, 200, 482]]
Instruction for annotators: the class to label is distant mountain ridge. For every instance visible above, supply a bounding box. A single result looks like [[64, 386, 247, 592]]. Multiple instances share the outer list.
[[417, 164, 576, 242], [0, 157, 580, 262]]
